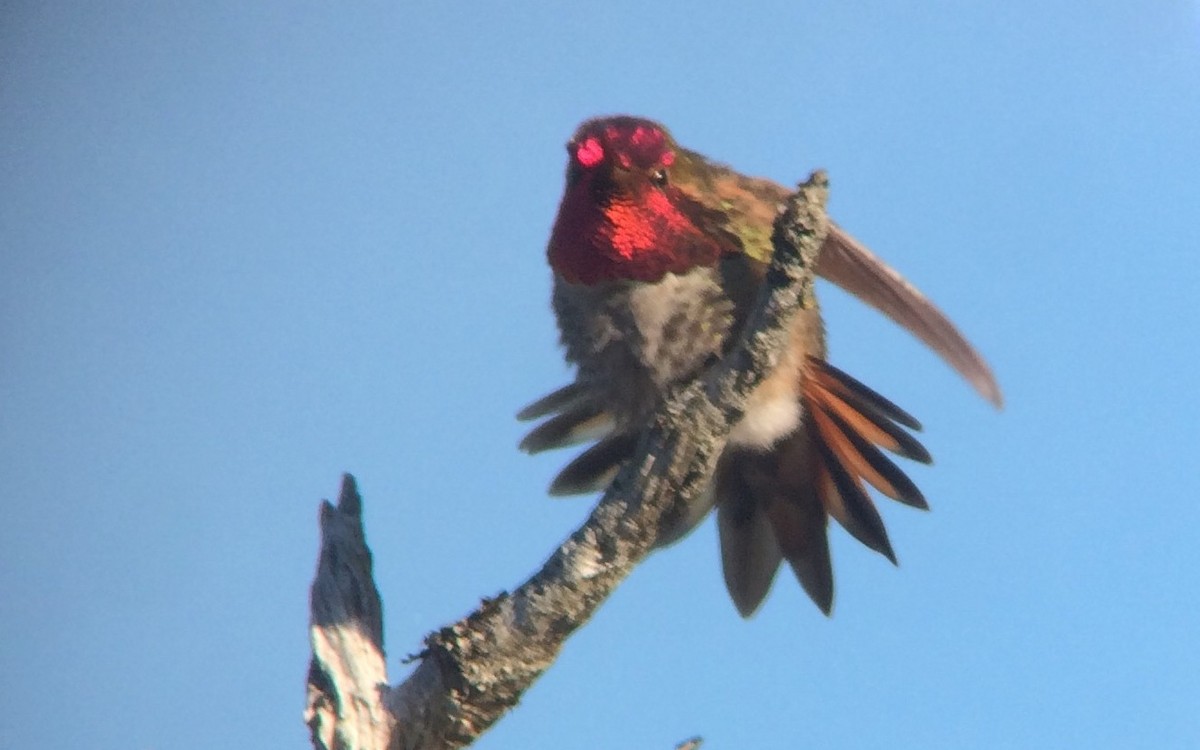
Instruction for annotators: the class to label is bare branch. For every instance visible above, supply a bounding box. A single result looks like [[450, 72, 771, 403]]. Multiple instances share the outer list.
[[306, 475, 393, 750], [306, 172, 831, 750]]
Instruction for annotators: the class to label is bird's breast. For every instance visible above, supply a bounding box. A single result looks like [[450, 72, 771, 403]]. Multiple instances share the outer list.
[[554, 265, 826, 447], [553, 266, 733, 426]]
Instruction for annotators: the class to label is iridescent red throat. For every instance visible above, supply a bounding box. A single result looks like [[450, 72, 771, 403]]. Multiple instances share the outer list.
[[548, 185, 721, 285]]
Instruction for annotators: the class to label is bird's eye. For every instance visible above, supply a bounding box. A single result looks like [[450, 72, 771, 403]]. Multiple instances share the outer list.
[[650, 168, 669, 186]]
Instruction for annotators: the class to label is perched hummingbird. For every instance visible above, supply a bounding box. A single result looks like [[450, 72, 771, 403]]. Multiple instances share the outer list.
[[519, 116, 1000, 617]]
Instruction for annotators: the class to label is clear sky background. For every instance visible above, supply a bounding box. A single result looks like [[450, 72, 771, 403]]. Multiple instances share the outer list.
[[3, 2, 1199, 748]]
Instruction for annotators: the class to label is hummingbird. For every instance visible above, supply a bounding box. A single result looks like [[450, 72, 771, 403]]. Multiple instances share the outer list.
[[518, 115, 1001, 617]]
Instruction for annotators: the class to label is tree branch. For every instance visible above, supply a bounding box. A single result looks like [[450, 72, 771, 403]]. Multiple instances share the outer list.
[[306, 171, 831, 750], [306, 475, 393, 749]]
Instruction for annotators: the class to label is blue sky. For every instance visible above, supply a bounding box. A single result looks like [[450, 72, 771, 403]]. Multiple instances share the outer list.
[[3, 2, 1199, 747]]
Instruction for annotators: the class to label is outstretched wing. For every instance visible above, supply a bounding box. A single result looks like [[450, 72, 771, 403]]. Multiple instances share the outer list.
[[819, 224, 1003, 408]]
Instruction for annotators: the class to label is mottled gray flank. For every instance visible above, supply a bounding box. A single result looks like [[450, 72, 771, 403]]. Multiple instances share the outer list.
[[305, 172, 830, 750]]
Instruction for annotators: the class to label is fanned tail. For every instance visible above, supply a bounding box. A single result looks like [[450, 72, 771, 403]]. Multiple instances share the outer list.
[[717, 357, 931, 617], [522, 356, 933, 617]]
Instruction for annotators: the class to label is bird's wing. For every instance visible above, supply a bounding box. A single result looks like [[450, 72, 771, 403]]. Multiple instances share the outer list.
[[818, 225, 1003, 408]]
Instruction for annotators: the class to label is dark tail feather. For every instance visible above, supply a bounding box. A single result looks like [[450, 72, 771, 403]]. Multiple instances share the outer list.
[[810, 424, 897, 564], [764, 486, 834, 615], [548, 433, 637, 496], [815, 399, 927, 509], [807, 360, 931, 464], [516, 383, 588, 421], [716, 454, 784, 618], [802, 358, 933, 565], [519, 405, 615, 454], [717, 443, 834, 617], [810, 360, 922, 430]]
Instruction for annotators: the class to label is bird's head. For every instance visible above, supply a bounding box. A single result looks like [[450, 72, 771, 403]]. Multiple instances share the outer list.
[[547, 116, 724, 285]]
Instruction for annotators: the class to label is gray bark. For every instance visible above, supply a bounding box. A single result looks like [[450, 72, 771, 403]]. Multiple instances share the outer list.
[[305, 172, 831, 750]]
